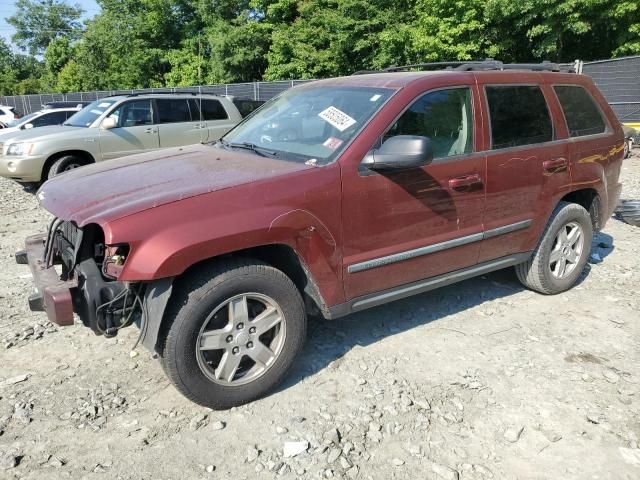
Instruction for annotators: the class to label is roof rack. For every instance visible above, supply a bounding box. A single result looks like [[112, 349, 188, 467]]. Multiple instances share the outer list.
[[126, 91, 199, 97], [353, 59, 575, 75]]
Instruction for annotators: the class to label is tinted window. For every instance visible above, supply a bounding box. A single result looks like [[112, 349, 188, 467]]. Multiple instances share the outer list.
[[32, 111, 68, 127], [198, 99, 228, 120], [486, 86, 553, 149], [386, 88, 473, 158], [554, 86, 607, 137], [108, 100, 153, 127], [156, 98, 191, 123]]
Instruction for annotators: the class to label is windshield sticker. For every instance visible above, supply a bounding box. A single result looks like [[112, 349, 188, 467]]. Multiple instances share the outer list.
[[98, 102, 111, 108], [318, 106, 357, 132], [323, 136, 344, 150], [90, 109, 104, 115], [370, 94, 382, 102], [305, 158, 318, 166]]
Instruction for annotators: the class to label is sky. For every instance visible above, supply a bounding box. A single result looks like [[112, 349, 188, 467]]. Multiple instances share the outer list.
[[0, 0, 101, 52]]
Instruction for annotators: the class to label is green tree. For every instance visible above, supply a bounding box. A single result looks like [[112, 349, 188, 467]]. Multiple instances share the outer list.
[[7, 0, 84, 56]]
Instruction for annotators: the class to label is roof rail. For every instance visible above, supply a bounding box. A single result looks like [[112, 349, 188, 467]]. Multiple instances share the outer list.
[[353, 59, 575, 75], [126, 91, 200, 97]]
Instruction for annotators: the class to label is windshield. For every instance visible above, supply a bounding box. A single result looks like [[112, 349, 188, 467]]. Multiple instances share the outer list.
[[64, 98, 120, 127], [221, 86, 394, 164], [6, 112, 36, 127]]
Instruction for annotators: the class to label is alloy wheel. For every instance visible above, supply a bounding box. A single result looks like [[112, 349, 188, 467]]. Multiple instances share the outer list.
[[196, 293, 286, 386]]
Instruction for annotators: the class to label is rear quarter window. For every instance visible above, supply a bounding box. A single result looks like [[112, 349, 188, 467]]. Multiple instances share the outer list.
[[554, 85, 607, 137], [196, 99, 228, 121], [486, 85, 554, 150]]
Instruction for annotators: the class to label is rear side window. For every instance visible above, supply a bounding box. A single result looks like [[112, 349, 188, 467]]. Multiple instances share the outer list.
[[197, 99, 228, 121], [385, 87, 474, 158], [156, 99, 191, 123], [554, 86, 607, 137], [486, 86, 553, 149]]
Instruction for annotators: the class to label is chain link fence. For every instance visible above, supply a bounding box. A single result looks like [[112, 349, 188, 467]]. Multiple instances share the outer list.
[[0, 80, 313, 116]]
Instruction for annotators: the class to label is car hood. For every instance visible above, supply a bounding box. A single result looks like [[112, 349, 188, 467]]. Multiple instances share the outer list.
[[0, 124, 91, 143], [37, 143, 314, 226]]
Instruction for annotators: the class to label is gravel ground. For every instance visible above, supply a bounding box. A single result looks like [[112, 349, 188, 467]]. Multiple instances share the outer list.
[[0, 153, 639, 480]]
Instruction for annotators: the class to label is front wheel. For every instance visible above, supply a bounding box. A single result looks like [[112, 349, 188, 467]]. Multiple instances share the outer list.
[[47, 155, 84, 179], [516, 201, 593, 294], [160, 259, 306, 409]]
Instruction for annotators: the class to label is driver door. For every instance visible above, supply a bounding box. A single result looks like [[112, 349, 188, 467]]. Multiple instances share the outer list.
[[341, 86, 487, 299], [99, 99, 160, 160]]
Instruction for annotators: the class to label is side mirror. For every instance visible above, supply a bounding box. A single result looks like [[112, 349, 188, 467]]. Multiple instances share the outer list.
[[362, 135, 433, 171], [101, 117, 117, 130], [23, 123, 33, 130]]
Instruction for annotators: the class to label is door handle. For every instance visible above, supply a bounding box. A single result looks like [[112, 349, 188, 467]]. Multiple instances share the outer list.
[[194, 123, 206, 130], [448, 174, 483, 191], [144, 127, 157, 134], [543, 157, 567, 172]]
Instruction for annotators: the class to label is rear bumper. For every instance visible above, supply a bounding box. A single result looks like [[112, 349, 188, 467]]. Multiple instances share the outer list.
[[18, 234, 76, 326]]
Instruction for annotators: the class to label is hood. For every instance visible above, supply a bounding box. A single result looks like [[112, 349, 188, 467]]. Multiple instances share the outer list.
[[0, 125, 90, 144], [37, 143, 313, 226]]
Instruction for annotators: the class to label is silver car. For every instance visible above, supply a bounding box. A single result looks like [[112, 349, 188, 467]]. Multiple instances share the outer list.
[[0, 94, 244, 184]]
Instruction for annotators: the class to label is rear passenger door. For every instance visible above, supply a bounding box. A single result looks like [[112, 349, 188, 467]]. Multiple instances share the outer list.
[[478, 81, 571, 263], [191, 99, 238, 142], [155, 98, 207, 148]]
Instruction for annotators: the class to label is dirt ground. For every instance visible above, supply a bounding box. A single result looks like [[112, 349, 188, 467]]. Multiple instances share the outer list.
[[0, 153, 639, 480]]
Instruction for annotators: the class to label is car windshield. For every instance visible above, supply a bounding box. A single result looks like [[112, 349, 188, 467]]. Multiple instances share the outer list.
[[6, 112, 37, 127], [64, 98, 120, 127], [221, 86, 395, 164]]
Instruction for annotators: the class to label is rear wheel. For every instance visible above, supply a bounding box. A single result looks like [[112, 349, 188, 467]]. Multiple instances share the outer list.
[[47, 155, 84, 179], [160, 259, 306, 409], [516, 201, 592, 294]]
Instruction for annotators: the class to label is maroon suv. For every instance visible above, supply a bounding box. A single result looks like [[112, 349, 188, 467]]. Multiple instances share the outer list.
[[18, 61, 624, 408]]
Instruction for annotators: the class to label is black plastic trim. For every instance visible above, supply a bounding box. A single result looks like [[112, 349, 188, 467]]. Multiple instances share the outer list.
[[329, 252, 532, 319]]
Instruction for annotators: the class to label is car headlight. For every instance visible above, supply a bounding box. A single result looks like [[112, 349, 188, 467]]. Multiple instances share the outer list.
[[103, 244, 130, 279], [6, 143, 33, 156]]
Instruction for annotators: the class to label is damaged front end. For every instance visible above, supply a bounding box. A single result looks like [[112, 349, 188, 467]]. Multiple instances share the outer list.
[[16, 219, 144, 338]]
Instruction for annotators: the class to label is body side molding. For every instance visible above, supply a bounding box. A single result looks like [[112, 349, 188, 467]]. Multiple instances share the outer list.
[[347, 219, 532, 274]]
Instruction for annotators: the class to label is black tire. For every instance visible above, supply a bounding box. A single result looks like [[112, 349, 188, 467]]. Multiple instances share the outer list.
[[515, 201, 593, 294], [160, 259, 306, 409], [47, 155, 84, 180]]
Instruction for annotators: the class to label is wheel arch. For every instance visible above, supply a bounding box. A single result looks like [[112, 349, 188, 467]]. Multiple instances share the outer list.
[[141, 244, 331, 354], [559, 187, 603, 230], [41, 150, 95, 182]]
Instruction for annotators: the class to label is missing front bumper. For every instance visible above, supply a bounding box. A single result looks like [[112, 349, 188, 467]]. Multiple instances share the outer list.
[[19, 234, 76, 326]]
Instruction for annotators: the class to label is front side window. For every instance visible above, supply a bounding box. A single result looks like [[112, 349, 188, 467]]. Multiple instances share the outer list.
[[222, 86, 394, 164], [554, 85, 607, 137], [486, 86, 553, 149], [156, 98, 191, 124], [384, 88, 473, 159], [108, 100, 153, 127]]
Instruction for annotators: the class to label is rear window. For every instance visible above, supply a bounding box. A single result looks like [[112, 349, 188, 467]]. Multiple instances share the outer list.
[[486, 85, 553, 149], [554, 85, 607, 137], [156, 98, 191, 123]]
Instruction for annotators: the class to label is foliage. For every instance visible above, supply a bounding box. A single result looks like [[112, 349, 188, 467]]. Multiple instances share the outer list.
[[1, 0, 640, 95], [7, 0, 84, 56]]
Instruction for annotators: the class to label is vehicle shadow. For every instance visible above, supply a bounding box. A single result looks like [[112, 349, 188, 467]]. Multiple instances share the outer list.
[[279, 267, 526, 393], [278, 234, 613, 394]]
